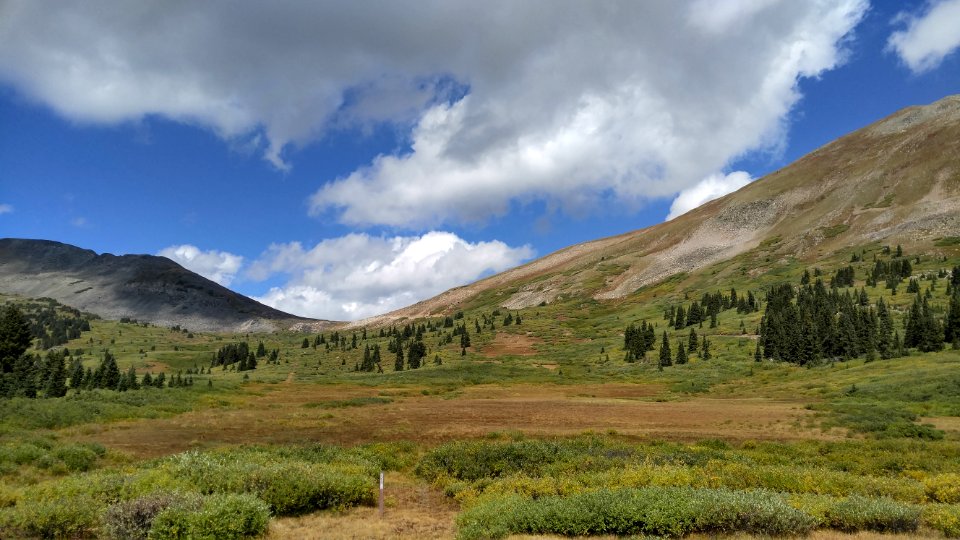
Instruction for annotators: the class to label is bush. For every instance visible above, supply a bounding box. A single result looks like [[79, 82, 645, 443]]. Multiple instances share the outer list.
[[790, 493, 919, 533], [456, 487, 815, 540], [149, 493, 269, 540], [4, 494, 102, 538], [417, 439, 575, 482], [926, 473, 960, 503], [103, 492, 184, 540], [165, 449, 375, 515], [54, 444, 100, 472], [924, 504, 960, 538]]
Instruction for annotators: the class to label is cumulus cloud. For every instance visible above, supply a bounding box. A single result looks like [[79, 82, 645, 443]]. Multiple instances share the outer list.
[[0, 1, 866, 226], [666, 171, 753, 220], [0, 204, 12, 215], [158, 244, 244, 287], [248, 232, 533, 321], [888, 0, 960, 73]]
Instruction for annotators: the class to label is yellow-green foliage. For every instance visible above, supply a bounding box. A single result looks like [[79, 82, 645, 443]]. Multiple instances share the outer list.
[[924, 504, 960, 538], [926, 473, 960, 504]]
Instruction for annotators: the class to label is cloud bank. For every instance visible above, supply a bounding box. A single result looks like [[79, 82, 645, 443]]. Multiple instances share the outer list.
[[0, 1, 867, 227], [158, 245, 244, 287], [888, 0, 960, 73], [248, 232, 533, 321], [667, 171, 753, 220]]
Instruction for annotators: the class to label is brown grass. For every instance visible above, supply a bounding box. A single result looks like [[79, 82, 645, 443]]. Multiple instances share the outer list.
[[68, 382, 829, 459], [481, 332, 543, 357]]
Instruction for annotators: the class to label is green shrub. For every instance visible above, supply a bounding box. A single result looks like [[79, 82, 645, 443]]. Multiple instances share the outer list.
[[4, 494, 102, 538], [924, 503, 960, 538], [149, 493, 269, 540], [54, 444, 100, 472], [103, 492, 185, 540], [165, 449, 374, 515], [926, 473, 960, 503], [417, 439, 575, 482], [828, 496, 918, 532], [456, 487, 815, 540]]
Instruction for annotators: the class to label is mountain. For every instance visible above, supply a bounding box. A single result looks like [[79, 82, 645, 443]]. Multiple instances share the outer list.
[[357, 94, 960, 326], [0, 239, 318, 332]]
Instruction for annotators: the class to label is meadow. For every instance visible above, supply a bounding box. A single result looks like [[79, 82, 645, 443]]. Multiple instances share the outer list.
[[1, 240, 959, 538]]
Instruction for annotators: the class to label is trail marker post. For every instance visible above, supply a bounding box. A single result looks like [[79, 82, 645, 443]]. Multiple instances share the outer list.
[[379, 471, 384, 517]]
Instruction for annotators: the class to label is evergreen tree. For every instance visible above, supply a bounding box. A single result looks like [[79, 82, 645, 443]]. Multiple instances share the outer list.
[[394, 340, 404, 371], [154, 372, 166, 388], [688, 328, 698, 353], [876, 298, 894, 359], [11, 353, 38, 398], [68, 356, 84, 389], [701, 338, 711, 360], [945, 291, 960, 346], [674, 306, 685, 330], [659, 332, 672, 367], [100, 351, 121, 390], [43, 351, 67, 398], [675, 341, 688, 365], [301, 338, 309, 348], [408, 339, 426, 369], [0, 305, 33, 373], [125, 366, 139, 391]]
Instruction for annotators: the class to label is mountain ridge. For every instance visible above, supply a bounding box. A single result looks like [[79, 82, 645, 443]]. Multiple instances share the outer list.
[[349, 94, 960, 328], [0, 238, 324, 332]]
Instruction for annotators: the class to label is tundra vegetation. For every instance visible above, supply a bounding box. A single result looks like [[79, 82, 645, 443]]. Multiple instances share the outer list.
[[1, 242, 960, 538]]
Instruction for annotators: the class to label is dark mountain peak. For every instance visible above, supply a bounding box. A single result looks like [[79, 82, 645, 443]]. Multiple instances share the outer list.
[[0, 238, 325, 332]]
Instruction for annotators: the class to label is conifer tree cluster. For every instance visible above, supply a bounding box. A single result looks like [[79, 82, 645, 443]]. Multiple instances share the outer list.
[[623, 320, 656, 362], [211, 342, 258, 371], [665, 288, 758, 332], [760, 281, 897, 364]]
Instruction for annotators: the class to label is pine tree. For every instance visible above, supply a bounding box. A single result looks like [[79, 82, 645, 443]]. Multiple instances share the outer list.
[[674, 306, 685, 330], [43, 351, 67, 398], [0, 304, 33, 373], [394, 340, 404, 371], [125, 366, 139, 390], [675, 341, 687, 364], [659, 332, 672, 367], [688, 328, 698, 353], [701, 338, 711, 360], [945, 291, 960, 346]]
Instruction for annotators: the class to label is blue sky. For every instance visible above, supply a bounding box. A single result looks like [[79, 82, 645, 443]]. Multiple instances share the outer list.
[[1, 0, 959, 320]]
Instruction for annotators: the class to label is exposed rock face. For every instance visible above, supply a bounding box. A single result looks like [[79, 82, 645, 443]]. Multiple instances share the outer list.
[[0, 239, 317, 332], [351, 94, 960, 326]]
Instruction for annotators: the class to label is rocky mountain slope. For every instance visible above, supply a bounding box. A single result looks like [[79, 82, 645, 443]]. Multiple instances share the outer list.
[[0, 239, 317, 332], [356, 94, 960, 327]]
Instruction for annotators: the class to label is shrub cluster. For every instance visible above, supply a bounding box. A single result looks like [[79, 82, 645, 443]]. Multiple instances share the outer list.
[[457, 487, 816, 540]]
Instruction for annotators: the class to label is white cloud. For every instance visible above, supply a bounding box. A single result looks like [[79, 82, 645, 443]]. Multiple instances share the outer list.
[[70, 217, 89, 228], [0, 204, 12, 215], [888, 0, 960, 73], [248, 232, 533, 320], [158, 244, 244, 287], [0, 1, 866, 225], [667, 171, 753, 220]]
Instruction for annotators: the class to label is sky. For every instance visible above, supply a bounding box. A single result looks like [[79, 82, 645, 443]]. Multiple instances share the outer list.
[[1, 0, 959, 321]]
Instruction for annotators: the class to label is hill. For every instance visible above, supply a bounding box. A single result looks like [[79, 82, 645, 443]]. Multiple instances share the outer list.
[[357, 94, 960, 327], [0, 238, 319, 332]]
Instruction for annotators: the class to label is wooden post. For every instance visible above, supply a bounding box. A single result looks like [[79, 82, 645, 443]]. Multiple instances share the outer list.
[[378, 471, 384, 517]]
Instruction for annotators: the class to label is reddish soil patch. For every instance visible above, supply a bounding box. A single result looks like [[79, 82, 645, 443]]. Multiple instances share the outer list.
[[482, 332, 543, 358], [69, 383, 829, 459]]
